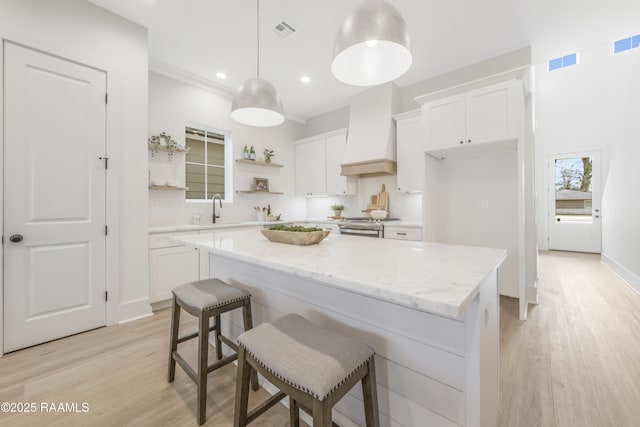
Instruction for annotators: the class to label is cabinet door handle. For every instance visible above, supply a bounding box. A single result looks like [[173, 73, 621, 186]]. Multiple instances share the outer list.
[[396, 232, 407, 236], [467, 139, 471, 143], [459, 141, 464, 144]]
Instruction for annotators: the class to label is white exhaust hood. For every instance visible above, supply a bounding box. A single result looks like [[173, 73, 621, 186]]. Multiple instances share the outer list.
[[341, 83, 399, 177]]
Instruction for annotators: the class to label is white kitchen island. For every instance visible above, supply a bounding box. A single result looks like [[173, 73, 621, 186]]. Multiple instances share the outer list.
[[172, 229, 506, 427]]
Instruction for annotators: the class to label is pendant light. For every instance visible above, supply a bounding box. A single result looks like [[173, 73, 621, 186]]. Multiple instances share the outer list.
[[231, 0, 284, 127], [332, 0, 412, 86]]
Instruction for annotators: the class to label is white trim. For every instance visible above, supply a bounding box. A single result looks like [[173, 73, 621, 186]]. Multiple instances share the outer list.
[[118, 298, 153, 324], [105, 70, 121, 326], [118, 311, 154, 325], [601, 253, 640, 296], [392, 108, 420, 121], [295, 128, 348, 144], [149, 57, 235, 99], [150, 57, 307, 125], [414, 65, 530, 105], [0, 39, 5, 357]]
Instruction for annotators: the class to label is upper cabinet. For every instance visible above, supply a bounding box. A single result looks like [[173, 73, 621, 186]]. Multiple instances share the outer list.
[[295, 130, 356, 196], [422, 80, 519, 156], [394, 110, 424, 193], [295, 138, 326, 196]]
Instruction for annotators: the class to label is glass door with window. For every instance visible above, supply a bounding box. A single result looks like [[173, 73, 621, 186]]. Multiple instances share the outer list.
[[548, 151, 601, 253]]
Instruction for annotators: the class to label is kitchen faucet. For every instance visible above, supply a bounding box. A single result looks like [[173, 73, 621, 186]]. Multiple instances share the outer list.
[[212, 194, 222, 223]]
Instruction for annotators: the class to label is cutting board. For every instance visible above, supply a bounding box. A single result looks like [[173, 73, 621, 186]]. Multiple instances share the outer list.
[[363, 184, 389, 214]]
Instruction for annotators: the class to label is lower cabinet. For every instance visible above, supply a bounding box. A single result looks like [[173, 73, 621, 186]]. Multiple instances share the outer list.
[[149, 244, 200, 304], [384, 226, 422, 241]]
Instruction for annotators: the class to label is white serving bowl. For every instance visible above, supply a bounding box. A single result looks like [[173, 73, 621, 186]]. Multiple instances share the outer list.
[[370, 210, 388, 220]]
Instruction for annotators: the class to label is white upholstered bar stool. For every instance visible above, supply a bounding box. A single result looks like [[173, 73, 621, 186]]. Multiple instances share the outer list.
[[167, 278, 258, 425], [234, 313, 379, 427]]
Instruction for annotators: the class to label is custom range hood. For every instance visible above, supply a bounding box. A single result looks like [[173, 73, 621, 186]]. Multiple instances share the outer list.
[[341, 83, 399, 177]]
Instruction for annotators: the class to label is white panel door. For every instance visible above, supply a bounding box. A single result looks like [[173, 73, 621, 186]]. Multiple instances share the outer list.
[[4, 42, 107, 352], [548, 152, 601, 253]]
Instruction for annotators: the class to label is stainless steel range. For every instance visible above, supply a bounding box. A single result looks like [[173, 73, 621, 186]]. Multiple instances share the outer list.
[[337, 217, 399, 238]]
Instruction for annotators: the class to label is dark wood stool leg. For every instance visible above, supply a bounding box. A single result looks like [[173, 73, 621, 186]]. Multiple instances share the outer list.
[[312, 399, 332, 427], [214, 314, 223, 360], [167, 295, 180, 383], [289, 398, 300, 427], [362, 357, 380, 427], [241, 301, 259, 391], [197, 309, 210, 425], [234, 346, 251, 427]]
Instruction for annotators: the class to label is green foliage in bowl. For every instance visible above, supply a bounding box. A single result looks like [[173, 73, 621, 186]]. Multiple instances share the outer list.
[[268, 225, 322, 232]]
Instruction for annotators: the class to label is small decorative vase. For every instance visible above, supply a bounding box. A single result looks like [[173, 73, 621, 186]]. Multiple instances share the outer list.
[[334, 210, 343, 218]]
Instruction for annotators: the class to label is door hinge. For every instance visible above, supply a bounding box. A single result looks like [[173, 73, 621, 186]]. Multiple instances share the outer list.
[[105, 93, 108, 104], [105, 291, 108, 301], [105, 225, 108, 236]]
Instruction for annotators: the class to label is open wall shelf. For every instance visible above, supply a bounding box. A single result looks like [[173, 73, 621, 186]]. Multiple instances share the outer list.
[[235, 159, 283, 168], [236, 190, 284, 195]]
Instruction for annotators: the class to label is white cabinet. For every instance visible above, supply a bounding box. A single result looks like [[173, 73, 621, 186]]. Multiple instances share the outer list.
[[422, 94, 466, 151], [325, 133, 352, 196], [295, 222, 340, 234], [295, 138, 326, 196], [394, 110, 424, 193], [384, 226, 422, 241], [422, 80, 518, 155], [295, 130, 356, 196], [149, 232, 200, 303]]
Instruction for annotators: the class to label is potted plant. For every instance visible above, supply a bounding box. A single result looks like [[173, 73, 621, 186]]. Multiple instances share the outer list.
[[330, 204, 345, 218], [264, 148, 275, 163]]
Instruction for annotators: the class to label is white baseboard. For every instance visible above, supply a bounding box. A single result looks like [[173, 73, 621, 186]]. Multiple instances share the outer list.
[[118, 297, 153, 324], [601, 253, 640, 295]]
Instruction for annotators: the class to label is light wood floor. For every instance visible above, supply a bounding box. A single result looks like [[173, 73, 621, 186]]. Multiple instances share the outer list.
[[1, 251, 639, 426], [499, 251, 640, 427]]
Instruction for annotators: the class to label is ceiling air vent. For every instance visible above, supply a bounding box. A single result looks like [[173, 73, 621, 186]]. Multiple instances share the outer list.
[[273, 19, 296, 39]]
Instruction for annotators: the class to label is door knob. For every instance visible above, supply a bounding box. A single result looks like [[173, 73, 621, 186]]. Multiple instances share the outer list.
[[556, 218, 561, 222], [9, 234, 23, 243]]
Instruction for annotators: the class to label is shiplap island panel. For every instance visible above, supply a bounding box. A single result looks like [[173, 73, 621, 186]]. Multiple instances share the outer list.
[[172, 229, 506, 427]]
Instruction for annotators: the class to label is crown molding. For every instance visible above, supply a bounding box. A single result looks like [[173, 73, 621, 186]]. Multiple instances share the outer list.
[[149, 57, 236, 99], [149, 57, 307, 125]]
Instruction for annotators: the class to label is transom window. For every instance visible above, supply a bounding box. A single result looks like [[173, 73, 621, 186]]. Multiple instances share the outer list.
[[185, 126, 232, 200]]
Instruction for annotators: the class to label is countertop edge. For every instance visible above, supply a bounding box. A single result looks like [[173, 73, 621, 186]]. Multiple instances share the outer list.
[[170, 233, 506, 318]]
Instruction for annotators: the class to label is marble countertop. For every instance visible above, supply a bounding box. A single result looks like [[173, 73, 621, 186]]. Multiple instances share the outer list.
[[171, 229, 506, 318]]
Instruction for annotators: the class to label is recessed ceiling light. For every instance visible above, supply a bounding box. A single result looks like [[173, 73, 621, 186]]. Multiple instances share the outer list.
[[300, 76, 311, 84], [216, 72, 227, 80], [365, 39, 378, 47]]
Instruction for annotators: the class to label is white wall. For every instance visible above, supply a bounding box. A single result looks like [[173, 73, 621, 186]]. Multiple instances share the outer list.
[[425, 151, 520, 295], [305, 175, 422, 223], [0, 0, 150, 324], [305, 106, 350, 137], [148, 72, 307, 226], [534, 43, 640, 290]]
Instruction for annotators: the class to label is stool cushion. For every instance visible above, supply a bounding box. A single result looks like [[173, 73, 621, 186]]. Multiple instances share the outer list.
[[173, 279, 250, 312], [238, 314, 375, 401]]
